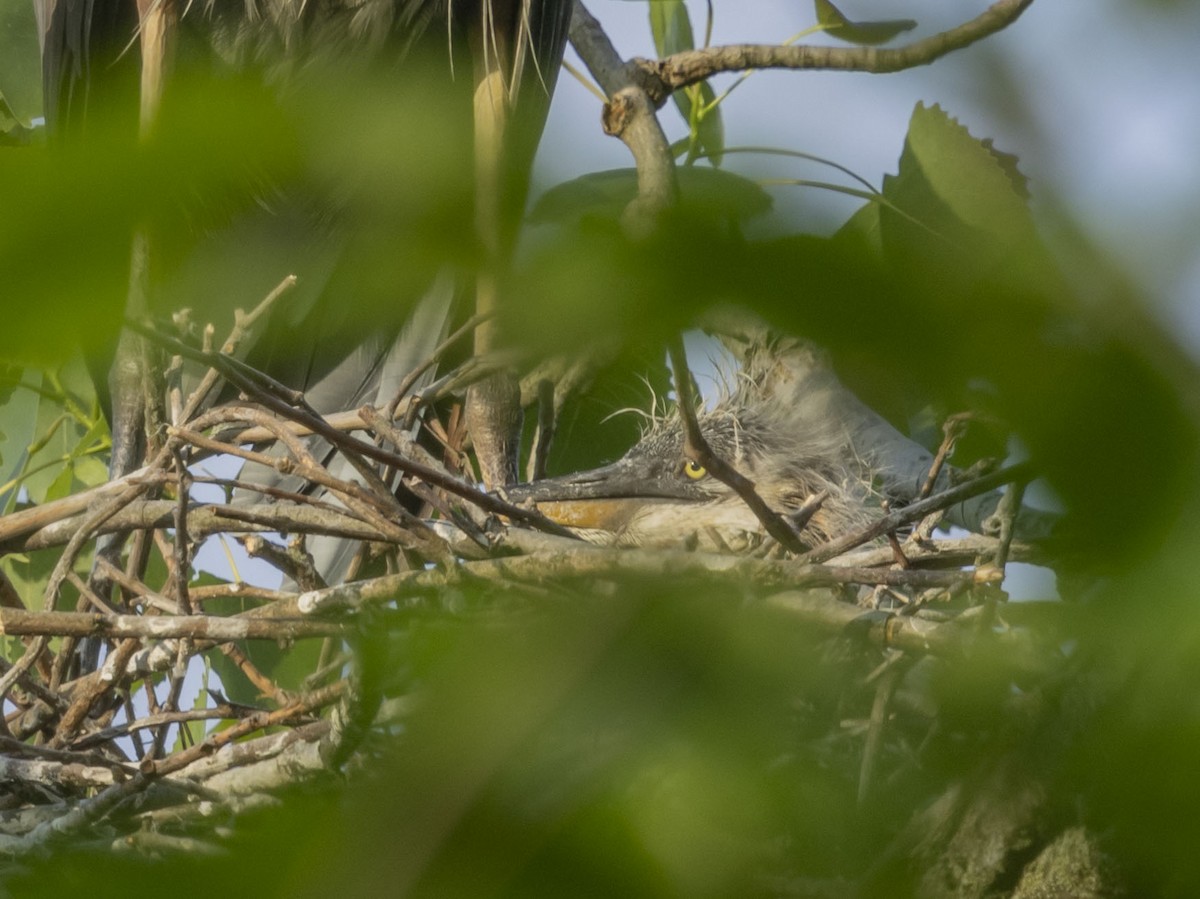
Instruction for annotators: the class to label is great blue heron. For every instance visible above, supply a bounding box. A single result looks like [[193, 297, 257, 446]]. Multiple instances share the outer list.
[[35, 0, 573, 670], [36, 0, 572, 479]]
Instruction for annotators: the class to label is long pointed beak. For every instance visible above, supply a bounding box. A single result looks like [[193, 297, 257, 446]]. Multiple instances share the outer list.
[[504, 460, 709, 533], [507, 460, 704, 503]]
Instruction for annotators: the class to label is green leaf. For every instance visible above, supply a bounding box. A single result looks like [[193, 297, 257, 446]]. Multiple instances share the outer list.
[[647, 0, 724, 163], [0, 0, 42, 122], [0, 366, 32, 497], [877, 102, 1038, 274], [0, 91, 34, 145], [837, 197, 882, 253], [531, 167, 771, 227], [176, 661, 217, 752], [543, 344, 673, 477], [70, 453, 110, 489], [649, 0, 696, 58], [43, 460, 77, 503], [0, 363, 19, 405], [900, 102, 1032, 237], [687, 81, 726, 166], [3, 360, 106, 506], [814, 0, 917, 46], [0, 546, 87, 618], [204, 584, 325, 704]]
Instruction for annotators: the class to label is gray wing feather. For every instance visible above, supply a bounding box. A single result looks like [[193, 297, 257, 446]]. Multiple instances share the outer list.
[[236, 276, 456, 585]]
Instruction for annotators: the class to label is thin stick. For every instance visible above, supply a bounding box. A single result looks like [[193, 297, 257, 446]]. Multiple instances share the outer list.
[[801, 462, 1036, 565], [667, 335, 808, 555]]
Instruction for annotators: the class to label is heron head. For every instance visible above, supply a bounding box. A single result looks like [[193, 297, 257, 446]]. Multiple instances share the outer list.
[[506, 380, 879, 554]]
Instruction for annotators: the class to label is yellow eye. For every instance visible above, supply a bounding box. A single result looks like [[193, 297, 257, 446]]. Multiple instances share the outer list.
[[683, 460, 707, 480]]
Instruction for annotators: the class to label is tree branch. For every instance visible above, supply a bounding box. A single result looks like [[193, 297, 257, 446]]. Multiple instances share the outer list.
[[635, 0, 1037, 102], [570, 2, 678, 231], [0, 608, 342, 641]]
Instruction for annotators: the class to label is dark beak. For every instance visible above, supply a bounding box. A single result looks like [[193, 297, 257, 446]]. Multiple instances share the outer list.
[[504, 460, 708, 533]]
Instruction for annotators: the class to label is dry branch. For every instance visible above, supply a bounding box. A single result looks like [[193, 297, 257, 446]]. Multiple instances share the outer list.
[[0, 608, 341, 641], [631, 0, 1036, 102]]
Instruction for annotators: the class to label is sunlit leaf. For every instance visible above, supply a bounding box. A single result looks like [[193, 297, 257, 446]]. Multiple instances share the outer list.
[[814, 0, 917, 46], [893, 102, 1033, 246]]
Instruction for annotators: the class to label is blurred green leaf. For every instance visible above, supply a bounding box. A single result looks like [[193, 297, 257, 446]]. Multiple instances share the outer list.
[[43, 457, 77, 503], [814, 0, 917, 45], [1, 90, 36, 145], [0, 0, 41, 122], [539, 343, 673, 477], [0, 363, 18, 405], [530, 166, 770, 227], [309, 587, 885, 897], [176, 661, 217, 752], [2, 6, 1199, 896], [0, 545, 88, 618], [684, 80, 726, 166], [824, 103, 1200, 563], [649, 0, 694, 57], [1, 65, 475, 367]]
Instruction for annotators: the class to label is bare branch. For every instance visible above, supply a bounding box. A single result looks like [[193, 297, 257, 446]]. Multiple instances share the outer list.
[[634, 0, 1037, 102], [801, 462, 1036, 564], [0, 607, 341, 641]]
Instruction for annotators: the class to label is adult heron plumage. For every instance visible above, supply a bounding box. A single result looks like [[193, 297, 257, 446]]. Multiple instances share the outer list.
[[35, 0, 573, 448], [36, 0, 574, 669]]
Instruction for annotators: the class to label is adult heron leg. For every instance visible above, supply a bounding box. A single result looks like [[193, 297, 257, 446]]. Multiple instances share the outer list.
[[466, 0, 572, 488]]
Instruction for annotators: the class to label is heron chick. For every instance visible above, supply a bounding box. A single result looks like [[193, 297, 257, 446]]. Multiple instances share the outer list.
[[507, 375, 882, 554]]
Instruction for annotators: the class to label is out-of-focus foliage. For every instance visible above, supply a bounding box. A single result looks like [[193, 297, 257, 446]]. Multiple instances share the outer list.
[[512, 102, 1195, 567], [2, 2, 1200, 897], [200, 579, 324, 701], [0, 582, 1005, 897], [0, 0, 40, 123], [0, 359, 108, 512], [530, 165, 771, 228], [1, 63, 474, 366]]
